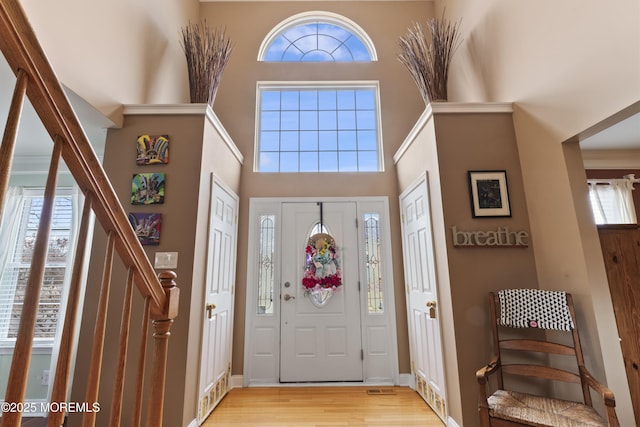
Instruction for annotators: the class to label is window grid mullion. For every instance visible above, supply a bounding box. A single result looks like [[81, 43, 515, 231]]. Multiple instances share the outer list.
[[258, 86, 379, 173]]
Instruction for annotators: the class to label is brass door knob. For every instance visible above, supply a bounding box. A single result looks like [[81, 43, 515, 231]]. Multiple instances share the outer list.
[[283, 294, 296, 301], [426, 301, 437, 319], [206, 303, 216, 319]]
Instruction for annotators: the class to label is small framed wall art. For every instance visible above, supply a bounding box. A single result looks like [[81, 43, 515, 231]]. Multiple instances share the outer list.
[[131, 172, 165, 205], [136, 134, 170, 165], [128, 212, 162, 245], [468, 170, 511, 218]]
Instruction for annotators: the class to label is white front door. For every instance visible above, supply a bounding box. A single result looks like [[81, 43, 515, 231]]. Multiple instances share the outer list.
[[280, 202, 363, 382], [400, 175, 447, 422], [198, 179, 238, 423]]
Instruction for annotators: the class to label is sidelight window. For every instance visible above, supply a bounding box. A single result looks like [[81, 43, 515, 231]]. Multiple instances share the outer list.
[[257, 215, 276, 315], [363, 213, 384, 313]]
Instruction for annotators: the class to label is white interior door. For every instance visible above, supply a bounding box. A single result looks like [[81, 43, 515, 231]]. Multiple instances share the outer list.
[[280, 202, 363, 382], [198, 179, 238, 423], [400, 175, 447, 422]]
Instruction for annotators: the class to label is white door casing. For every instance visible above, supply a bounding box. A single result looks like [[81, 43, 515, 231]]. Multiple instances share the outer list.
[[198, 178, 238, 424], [280, 202, 363, 382], [400, 174, 447, 421], [243, 197, 398, 386]]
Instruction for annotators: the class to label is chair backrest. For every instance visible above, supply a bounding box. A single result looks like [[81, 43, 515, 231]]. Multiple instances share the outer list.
[[489, 289, 592, 406]]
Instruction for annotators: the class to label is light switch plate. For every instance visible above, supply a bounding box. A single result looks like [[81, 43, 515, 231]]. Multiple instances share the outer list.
[[154, 252, 178, 269]]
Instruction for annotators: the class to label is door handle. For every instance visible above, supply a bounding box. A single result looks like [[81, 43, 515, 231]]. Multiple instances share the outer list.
[[283, 294, 296, 301], [426, 301, 437, 319], [206, 303, 216, 319]]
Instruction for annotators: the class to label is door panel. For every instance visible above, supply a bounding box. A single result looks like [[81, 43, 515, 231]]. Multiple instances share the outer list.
[[280, 202, 363, 382], [400, 175, 447, 421], [198, 179, 238, 424], [598, 225, 640, 423]]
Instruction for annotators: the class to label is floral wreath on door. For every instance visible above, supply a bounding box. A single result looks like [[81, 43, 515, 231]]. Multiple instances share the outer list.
[[302, 233, 342, 307]]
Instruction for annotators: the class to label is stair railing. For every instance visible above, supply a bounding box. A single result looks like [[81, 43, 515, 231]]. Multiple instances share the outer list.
[[0, 0, 179, 426]]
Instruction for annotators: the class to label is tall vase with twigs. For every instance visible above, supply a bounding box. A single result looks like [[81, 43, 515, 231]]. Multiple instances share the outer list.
[[180, 20, 233, 108], [398, 13, 462, 105]]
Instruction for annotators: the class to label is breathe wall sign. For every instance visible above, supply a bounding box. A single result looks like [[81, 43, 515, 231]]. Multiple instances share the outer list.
[[451, 226, 529, 247]]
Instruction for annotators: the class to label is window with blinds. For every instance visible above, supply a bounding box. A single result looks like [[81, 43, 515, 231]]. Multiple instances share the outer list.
[[0, 190, 73, 343]]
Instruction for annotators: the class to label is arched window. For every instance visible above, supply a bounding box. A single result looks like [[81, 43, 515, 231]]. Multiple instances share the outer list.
[[258, 11, 377, 62], [255, 12, 382, 173]]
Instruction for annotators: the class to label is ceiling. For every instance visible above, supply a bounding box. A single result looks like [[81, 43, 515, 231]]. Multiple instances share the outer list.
[[579, 111, 640, 151], [0, 55, 112, 162]]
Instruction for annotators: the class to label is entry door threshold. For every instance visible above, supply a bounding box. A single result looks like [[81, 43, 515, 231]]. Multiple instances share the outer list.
[[260, 381, 396, 388]]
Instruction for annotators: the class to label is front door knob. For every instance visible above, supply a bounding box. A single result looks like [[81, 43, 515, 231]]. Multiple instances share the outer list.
[[283, 294, 296, 301]]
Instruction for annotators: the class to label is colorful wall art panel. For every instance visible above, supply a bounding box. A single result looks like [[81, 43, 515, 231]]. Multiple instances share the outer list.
[[131, 173, 165, 205], [128, 212, 162, 245], [136, 134, 170, 165]]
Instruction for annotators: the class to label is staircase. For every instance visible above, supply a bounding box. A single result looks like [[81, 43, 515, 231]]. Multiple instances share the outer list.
[[0, 0, 178, 425]]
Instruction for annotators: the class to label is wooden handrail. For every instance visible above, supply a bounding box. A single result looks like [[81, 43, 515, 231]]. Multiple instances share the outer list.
[[0, 0, 167, 312], [0, 0, 179, 426]]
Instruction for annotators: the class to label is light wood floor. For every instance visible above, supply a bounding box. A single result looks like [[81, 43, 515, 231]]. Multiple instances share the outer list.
[[201, 386, 445, 427]]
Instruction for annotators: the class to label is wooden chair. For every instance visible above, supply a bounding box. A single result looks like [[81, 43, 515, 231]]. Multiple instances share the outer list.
[[476, 289, 620, 427]]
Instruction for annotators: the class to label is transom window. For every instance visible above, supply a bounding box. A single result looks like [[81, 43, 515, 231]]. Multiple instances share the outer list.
[[256, 83, 382, 173], [258, 11, 377, 62]]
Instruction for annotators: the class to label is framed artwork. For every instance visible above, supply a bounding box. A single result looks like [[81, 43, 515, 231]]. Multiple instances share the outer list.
[[136, 134, 169, 165], [128, 212, 162, 245], [468, 170, 511, 217], [131, 172, 165, 205]]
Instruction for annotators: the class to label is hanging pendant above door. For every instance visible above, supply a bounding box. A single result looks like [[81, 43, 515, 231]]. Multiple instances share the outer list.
[[302, 231, 342, 308]]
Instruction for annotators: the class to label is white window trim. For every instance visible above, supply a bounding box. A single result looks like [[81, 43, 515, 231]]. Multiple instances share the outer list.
[[257, 11, 378, 61], [254, 80, 385, 173], [0, 187, 74, 348]]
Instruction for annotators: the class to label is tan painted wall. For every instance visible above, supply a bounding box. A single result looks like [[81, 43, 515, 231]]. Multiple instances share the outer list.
[[70, 109, 242, 427], [199, 1, 435, 377], [14, 0, 638, 423], [395, 108, 539, 426], [395, 112, 466, 422], [21, 0, 199, 124], [436, 0, 639, 423]]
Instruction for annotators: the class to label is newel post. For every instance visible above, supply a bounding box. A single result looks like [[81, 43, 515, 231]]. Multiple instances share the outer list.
[[145, 271, 179, 427]]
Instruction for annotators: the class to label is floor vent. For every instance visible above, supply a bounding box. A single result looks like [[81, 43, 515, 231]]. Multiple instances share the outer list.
[[367, 388, 396, 395]]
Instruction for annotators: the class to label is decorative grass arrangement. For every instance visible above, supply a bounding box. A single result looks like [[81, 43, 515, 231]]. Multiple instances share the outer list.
[[398, 14, 462, 104], [180, 20, 233, 108]]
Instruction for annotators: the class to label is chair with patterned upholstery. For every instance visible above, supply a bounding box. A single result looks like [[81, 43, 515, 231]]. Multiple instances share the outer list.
[[476, 289, 620, 427]]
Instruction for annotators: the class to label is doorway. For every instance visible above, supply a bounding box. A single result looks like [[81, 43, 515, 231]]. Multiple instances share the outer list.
[[197, 178, 239, 423], [399, 174, 447, 422], [280, 202, 363, 382], [244, 197, 398, 386], [597, 225, 640, 422]]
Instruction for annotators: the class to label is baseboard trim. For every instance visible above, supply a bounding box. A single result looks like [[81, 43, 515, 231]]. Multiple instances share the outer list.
[[398, 373, 413, 387], [447, 416, 461, 427], [230, 374, 243, 389], [239, 374, 413, 389], [186, 419, 198, 427]]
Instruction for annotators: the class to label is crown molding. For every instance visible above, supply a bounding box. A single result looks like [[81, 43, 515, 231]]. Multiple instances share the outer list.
[[581, 149, 640, 169], [430, 102, 513, 114], [123, 104, 244, 164], [393, 102, 514, 164]]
